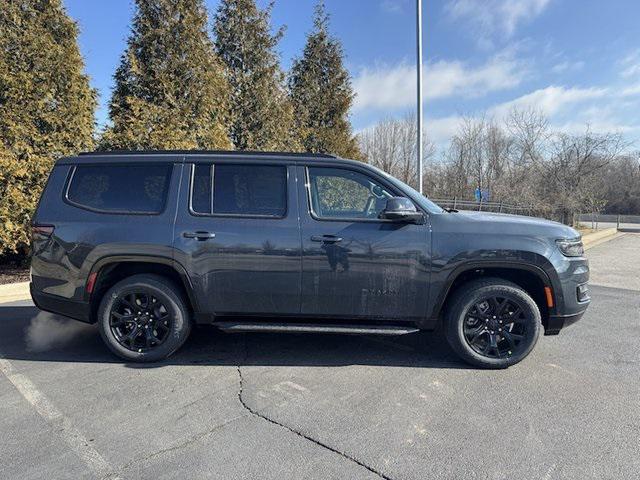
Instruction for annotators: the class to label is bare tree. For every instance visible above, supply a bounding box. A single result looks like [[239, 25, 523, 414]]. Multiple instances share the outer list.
[[358, 111, 434, 189], [359, 107, 638, 224], [543, 127, 627, 223]]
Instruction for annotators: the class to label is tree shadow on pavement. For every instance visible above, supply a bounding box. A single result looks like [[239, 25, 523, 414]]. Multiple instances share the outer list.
[[0, 305, 471, 370]]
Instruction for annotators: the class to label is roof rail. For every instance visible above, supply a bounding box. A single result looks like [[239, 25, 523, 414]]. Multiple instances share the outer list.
[[78, 149, 339, 159]]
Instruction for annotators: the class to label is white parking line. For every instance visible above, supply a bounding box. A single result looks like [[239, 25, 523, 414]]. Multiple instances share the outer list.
[[0, 357, 120, 480]]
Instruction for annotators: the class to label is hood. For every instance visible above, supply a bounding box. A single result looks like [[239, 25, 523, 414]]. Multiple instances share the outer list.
[[452, 210, 580, 239]]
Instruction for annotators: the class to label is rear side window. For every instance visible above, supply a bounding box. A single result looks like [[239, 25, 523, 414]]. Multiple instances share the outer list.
[[190, 164, 287, 217], [66, 164, 172, 214]]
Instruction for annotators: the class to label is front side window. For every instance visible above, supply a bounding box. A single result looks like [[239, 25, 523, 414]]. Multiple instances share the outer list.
[[308, 167, 394, 220], [190, 163, 287, 217], [66, 164, 172, 213]]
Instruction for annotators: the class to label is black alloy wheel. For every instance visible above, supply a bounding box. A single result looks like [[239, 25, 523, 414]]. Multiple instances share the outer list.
[[98, 274, 191, 362], [109, 290, 172, 353], [444, 278, 541, 369], [462, 296, 529, 359]]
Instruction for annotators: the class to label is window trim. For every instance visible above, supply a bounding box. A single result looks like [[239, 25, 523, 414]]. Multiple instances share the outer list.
[[188, 162, 289, 219], [188, 163, 215, 216], [304, 166, 412, 223], [63, 163, 173, 215]]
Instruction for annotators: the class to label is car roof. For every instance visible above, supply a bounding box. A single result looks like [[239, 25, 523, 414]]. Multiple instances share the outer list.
[[56, 150, 364, 168]]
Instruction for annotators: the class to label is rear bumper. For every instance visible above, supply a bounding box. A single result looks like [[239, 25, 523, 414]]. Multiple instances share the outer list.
[[30, 284, 92, 323]]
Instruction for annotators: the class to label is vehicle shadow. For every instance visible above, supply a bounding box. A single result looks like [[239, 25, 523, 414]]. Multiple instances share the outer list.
[[0, 305, 471, 370]]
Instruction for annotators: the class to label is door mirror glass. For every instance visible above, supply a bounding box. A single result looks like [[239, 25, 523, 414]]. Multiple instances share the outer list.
[[380, 197, 424, 223]]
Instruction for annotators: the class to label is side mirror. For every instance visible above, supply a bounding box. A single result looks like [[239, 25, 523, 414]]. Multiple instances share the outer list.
[[380, 197, 424, 224]]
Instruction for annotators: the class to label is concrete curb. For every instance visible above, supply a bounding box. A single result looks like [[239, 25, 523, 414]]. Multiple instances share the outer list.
[[584, 231, 625, 251], [0, 281, 30, 304], [582, 228, 619, 250]]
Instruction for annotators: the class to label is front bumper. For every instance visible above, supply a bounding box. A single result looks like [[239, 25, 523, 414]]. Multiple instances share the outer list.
[[544, 255, 590, 335], [544, 310, 587, 335]]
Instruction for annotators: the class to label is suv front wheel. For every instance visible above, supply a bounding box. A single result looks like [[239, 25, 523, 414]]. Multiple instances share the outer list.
[[444, 278, 541, 369], [97, 274, 192, 362]]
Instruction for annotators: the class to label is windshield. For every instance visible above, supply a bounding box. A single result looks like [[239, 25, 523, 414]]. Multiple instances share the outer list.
[[370, 165, 444, 214]]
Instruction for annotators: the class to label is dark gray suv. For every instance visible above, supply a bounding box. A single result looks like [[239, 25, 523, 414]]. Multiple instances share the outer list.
[[30, 150, 590, 368]]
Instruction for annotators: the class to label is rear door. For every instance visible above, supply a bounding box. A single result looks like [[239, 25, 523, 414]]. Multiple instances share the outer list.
[[297, 164, 431, 321], [173, 159, 301, 316]]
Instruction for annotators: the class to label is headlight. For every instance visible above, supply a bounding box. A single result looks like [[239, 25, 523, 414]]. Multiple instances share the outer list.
[[556, 238, 584, 257]]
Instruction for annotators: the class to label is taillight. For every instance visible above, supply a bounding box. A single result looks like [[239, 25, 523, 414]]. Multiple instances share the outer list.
[[32, 224, 55, 238], [86, 272, 98, 294]]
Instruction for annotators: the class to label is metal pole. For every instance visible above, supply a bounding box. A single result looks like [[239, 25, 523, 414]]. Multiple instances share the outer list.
[[416, 0, 423, 194]]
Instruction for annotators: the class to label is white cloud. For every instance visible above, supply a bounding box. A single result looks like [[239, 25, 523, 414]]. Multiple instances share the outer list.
[[620, 50, 640, 79], [446, 0, 552, 46], [380, 0, 403, 14], [551, 60, 585, 74], [620, 84, 640, 97], [425, 115, 466, 145], [353, 54, 525, 111], [490, 85, 609, 118], [420, 84, 638, 148], [555, 120, 638, 136]]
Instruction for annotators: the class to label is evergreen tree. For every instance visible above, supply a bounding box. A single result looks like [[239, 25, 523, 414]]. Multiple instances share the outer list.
[[0, 0, 96, 254], [101, 0, 230, 150], [213, 0, 299, 151], [289, 2, 361, 159]]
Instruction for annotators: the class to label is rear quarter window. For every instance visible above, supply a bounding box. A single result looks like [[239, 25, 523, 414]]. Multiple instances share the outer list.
[[66, 164, 172, 214]]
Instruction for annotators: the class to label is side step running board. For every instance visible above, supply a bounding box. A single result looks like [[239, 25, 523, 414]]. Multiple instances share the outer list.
[[214, 321, 419, 336]]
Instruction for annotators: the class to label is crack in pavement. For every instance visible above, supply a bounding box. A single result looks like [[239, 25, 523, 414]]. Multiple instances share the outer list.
[[118, 413, 247, 473], [235, 335, 394, 480]]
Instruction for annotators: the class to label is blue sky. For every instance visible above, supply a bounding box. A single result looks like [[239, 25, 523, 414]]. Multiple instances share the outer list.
[[64, 0, 640, 148]]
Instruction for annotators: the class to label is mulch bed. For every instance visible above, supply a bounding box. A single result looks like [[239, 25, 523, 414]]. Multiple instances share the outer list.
[[0, 256, 30, 285]]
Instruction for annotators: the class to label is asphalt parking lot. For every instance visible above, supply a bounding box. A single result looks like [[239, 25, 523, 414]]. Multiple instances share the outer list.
[[2, 234, 639, 480]]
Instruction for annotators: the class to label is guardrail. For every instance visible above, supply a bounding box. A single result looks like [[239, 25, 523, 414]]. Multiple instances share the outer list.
[[423, 197, 640, 228], [430, 198, 531, 215], [576, 213, 640, 230]]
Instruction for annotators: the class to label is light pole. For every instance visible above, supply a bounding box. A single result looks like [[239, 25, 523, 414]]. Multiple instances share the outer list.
[[416, 0, 423, 194]]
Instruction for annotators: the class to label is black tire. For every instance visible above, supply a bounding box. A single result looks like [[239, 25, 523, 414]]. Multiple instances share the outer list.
[[444, 278, 541, 369], [97, 274, 191, 362]]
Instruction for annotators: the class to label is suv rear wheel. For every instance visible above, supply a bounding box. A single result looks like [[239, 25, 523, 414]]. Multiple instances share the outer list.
[[444, 278, 541, 369], [97, 274, 191, 362]]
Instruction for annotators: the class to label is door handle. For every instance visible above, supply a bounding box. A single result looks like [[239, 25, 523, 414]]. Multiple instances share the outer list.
[[311, 235, 343, 243], [183, 231, 216, 240]]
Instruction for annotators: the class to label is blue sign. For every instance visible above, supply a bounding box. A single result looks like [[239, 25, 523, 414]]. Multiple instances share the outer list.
[[474, 188, 490, 201]]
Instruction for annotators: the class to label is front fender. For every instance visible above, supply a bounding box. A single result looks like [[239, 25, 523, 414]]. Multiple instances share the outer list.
[[426, 255, 561, 323]]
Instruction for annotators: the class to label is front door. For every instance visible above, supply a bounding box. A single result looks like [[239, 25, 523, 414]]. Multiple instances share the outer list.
[[174, 161, 301, 316], [297, 165, 431, 321]]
